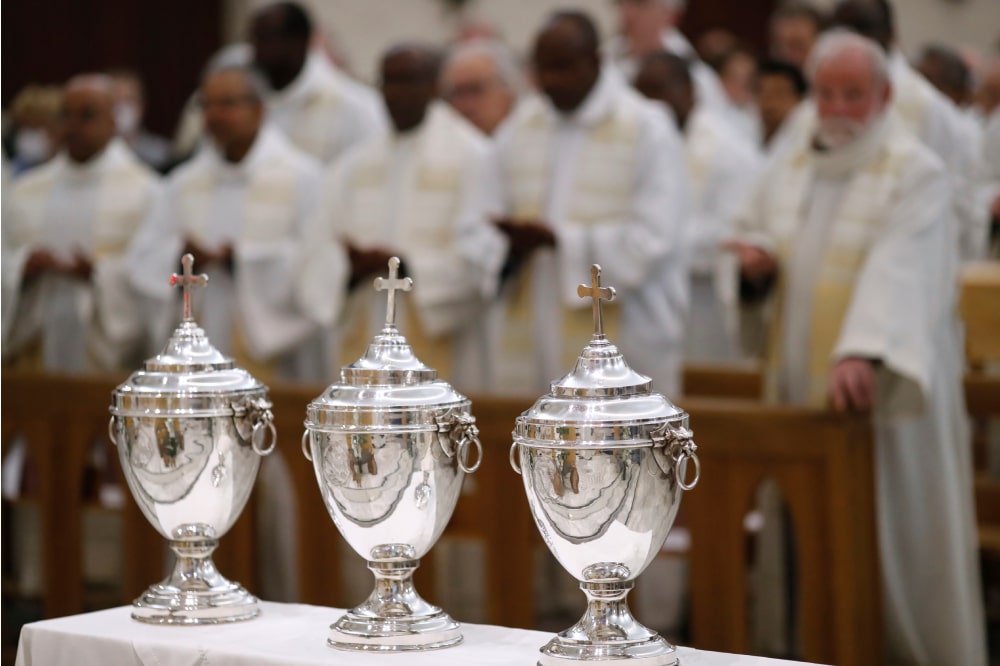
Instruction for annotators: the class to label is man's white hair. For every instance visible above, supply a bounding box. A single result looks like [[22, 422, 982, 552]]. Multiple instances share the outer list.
[[806, 28, 890, 89], [442, 38, 525, 94]]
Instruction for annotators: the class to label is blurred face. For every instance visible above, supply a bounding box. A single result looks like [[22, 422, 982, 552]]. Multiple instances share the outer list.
[[441, 53, 515, 135], [617, 0, 670, 55], [721, 52, 757, 107], [532, 24, 600, 113], [250, 7, 307, 90], [200, 71, 263, 153], [976, 64, 1000, 115], [813, 50, 890, 148], [61, 86, 116, 163], [634, 59, 693, 129], [770, 17, 818, 70], [381, 51, 436, 133], [756, 72, 801, 140]]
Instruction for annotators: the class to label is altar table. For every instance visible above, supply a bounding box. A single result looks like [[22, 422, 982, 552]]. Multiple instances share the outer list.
[[16, 602, 825, 666]]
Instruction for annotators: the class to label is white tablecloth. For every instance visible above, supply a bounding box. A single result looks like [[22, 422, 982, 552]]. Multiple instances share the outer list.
[[15, 602, 823, 666]]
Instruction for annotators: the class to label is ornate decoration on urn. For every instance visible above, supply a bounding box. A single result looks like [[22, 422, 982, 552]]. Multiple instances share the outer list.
[[511, 264, 700, 665], [303, 257, 482, 651], [109, 254, 277, 624]]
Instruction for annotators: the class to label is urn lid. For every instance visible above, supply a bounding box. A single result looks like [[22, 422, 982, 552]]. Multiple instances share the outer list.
[[305, 258, 468, 431], [513, 265, 684, 448], [110, 254, 267, 417]]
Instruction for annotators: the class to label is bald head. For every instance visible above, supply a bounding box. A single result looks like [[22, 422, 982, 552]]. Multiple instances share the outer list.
[[62, 74, 117, 163], [250, 2, 312, 91], [532, 11, 602, 113], [808, 30, 891, 148], [831, 0, 894, 52], [634, 51, 694, 129], [917, 45, 971, 107], [441, 39, 520, 135], [381, 44, 442, 133], [199, 67, 265, 161]]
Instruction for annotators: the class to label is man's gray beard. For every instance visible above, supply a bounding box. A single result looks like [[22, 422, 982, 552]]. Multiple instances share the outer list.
[[815, 115, 869, 150]]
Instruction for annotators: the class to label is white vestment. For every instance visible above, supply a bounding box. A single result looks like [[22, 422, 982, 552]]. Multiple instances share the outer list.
[[682, 108, 762, 361], [2, 139, 159, 371], [738, 113, 987, 666], [495, 68, 690, 397], [267, 51, 387, 165], [127, 125, 342, 382], [308, 102, 505, 392]]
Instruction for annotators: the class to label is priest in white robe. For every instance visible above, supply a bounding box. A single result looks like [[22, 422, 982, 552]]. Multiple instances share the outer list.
[[127, 65, 341, 382], [249, 2, 386, 164], [635, 51, 761, 362], [2, 74, 159, 372], [306, 44, 506, 393], [729, 31, 986, 666], [494, 11, 689, 397]]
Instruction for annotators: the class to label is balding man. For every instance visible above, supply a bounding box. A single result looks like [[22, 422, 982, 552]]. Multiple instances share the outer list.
[[306, 44, 505, 392], [440, 38, 521, 136], [830, 0, 989, 260], [635, 51, 761, 362], [2, 74, 159, 371], [494, 11, 689, 396], [730, 31, 987, 666], [250, 1, 385, 163], [128, 66, 336, 382]]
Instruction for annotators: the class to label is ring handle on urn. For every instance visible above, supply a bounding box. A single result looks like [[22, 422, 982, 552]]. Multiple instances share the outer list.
[[436, 412, 482, 474], [251, 416, 277, 456], [651, 424, 700, 491], [108, 416, 118, 448], [509, 441, 522, 475], [301, 430, 313, 462], [456, 431, 483, 473]]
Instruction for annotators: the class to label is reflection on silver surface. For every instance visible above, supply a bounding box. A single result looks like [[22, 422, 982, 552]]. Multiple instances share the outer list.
[[304, 258, 479, 651], [110, 254, 274, 625], [513, 265, 699, 665]]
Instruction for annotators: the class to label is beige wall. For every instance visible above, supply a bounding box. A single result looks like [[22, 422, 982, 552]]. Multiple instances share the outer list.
[[224, 0, 1000, 84]]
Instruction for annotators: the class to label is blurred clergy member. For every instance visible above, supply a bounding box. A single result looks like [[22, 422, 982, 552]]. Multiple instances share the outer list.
[[440, 38, 521, 136], [494, 11, 689, 396], [127, 65, 339, 381], [306, 44, 505, 392], [730, 31, 986, 666], [3, 74, 159, 371]]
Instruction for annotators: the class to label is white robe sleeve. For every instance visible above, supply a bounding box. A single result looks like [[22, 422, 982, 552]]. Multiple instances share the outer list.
[[831, 153, 954, 414], [557, 108, 689, 299]]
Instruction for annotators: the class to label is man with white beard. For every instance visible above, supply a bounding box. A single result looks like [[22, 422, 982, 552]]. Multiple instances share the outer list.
[[3, 74, 159, 372], [306, 44, 505, 392], [249, 1, 386, 164], [495, 11, 689, 397], [127, 65, 339, 382], [729, 30, 987, 666], [634, 51, 761, 361]]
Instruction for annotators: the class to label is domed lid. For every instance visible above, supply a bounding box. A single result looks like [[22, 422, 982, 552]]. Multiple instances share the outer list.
[[306, 258, 467, 429], [111, 255, 266, 416], [514, 265, 684, 448]]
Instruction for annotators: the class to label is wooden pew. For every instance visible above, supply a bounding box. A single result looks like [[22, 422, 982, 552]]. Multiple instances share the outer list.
[[680, 399, 880, 666]]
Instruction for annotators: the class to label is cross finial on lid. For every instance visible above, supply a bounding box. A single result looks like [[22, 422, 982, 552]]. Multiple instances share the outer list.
[[577, 264, 616, 340], [169, 253, 209, 323], [374, 257, 413, 330]]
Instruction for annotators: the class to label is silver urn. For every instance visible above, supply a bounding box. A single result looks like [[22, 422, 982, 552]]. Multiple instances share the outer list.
[[303, 257, 482, 652], [109, 255, 276, 624], [511, 265, 700, 666]]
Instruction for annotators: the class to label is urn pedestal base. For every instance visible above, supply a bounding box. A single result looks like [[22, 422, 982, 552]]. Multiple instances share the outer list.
[[538, 576, 677, 666], [327, 552, 462, 652], [131, 537, 259, 625]]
